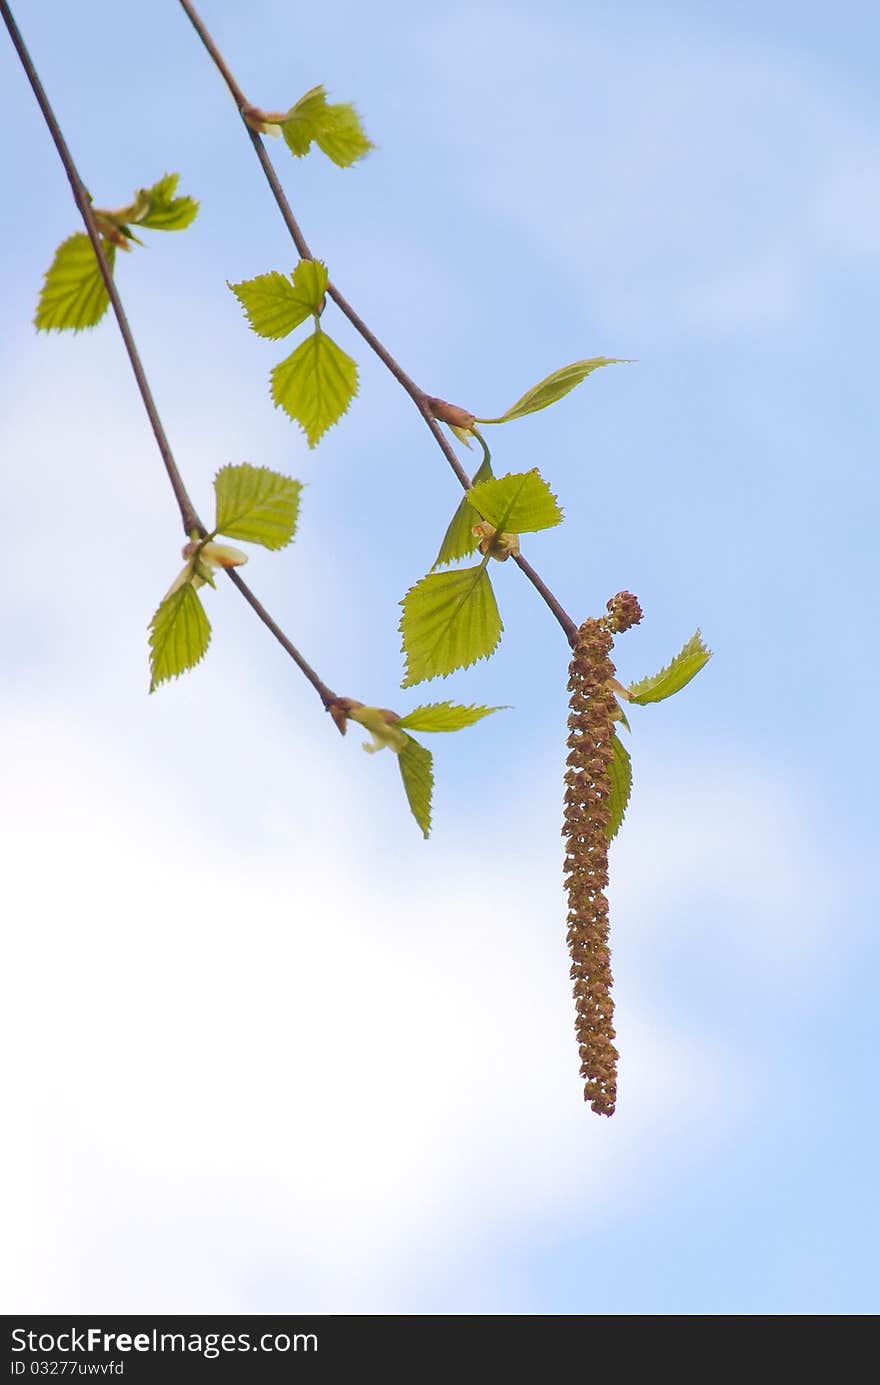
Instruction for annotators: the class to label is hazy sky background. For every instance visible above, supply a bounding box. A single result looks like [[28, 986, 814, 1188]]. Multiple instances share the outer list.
[[1, 0, 877, 1314]]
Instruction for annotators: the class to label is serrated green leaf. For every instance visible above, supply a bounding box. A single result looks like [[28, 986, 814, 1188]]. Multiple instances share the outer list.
[[475, 357, 627, 424], [628, 630, 712, 705], [281, 84, 373, 168], [314, 103, 373, 167], [280, 86, 327, 155], [466, 469, 563, 534], [397, 702, 506, 733], [34, 233, 115, 332], [400, 565, 503, 687], [213, 463, 302, 550], [270, 327, 358, 446], [290, 258, 329, 309], [229, 272, 311, 339], [606, 734, 632, 842], [132, 173, 199, 231], [398, 734, 433, 838], [229, 260, 328, 340], [434, 455, 494, 569], [148, 582, 211, 691]]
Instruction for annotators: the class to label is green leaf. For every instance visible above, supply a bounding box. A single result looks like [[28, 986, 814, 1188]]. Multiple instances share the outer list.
[[34, 233, 115, 332], [606, 734, 632, 842], [434, 455, 494, 569], [213, 463, 302, 550], [290, 258, 329, 309], [400, 565, 503, 687], [613, 702, 631, 734], [270, 327, 358, 446], [279, 85, 327, 155], [466, 469, 562, 534], [132, 173, 199, 231], [148, 583, 211, 691], [229, 260, 328, 340], [398, 734, 433, 838], [281, 84, 373, 168], [475, 357, 627, 424], [397, 702, 506, 733], [628, 630, 712, 705]]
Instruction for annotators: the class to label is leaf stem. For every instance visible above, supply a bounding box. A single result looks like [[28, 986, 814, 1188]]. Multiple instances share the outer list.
[[177, 0, 580, 647], [1, 0, 343, 721]]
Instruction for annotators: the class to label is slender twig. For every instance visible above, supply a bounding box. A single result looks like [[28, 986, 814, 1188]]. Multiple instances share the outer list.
[[177, 0, 579, 647], [225, 570, 336, 707], [1, 0, 200, 537], [1, 0, 341, 718]]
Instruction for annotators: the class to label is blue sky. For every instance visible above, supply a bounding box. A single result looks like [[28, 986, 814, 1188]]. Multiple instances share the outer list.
[[1, 0, 877, 1314]]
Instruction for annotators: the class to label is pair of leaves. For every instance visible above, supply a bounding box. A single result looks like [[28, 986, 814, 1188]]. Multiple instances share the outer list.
[[122, 172, 199, 233], [149, 464, 302, 690], [402, 470, 563, 687], [435, 444, 563, 569], [35, 174, 198, 332], [279, 85, 373, 168], [229, 260, 358, 447], [350, 702, 504, 838], [397, 701, 506, 839]]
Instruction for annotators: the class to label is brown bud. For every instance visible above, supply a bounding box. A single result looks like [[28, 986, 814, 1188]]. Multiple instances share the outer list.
[[426, 397, 477, 432], [328, 697, 364, 737]]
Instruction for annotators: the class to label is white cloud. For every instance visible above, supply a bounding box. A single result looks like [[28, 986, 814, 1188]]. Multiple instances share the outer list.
[[0, 666, 837, 1310]]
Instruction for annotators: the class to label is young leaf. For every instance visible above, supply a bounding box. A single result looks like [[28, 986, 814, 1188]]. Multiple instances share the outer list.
[[279, 85, 327, 155], [398, 734, 433, 838], [132, 173, 199, 231], [148, 583, 211, 691], [34, 233, 115, 332], [628, 631, 712, 705], [290, 258, 329, 310], [400, 565, 503, 687], [281, 84, 373, 168], [606, 733, 632, 842], [229, 260, 328, 340], [466, 469, 563, 534], [348, 704, 409, 754], [270, 327, 358, 446], [213, 463, 302, 550], [397, 702, 506, 733], [475, 357, 627, 424], [613, 702, 631, 734]]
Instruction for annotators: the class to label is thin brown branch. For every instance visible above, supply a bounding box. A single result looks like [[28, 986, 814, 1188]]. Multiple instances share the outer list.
[[1, 0, 201, 539], [177, 0, 579, 646], [224, 569, 337, 709], [1, 0, 342, 722]]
